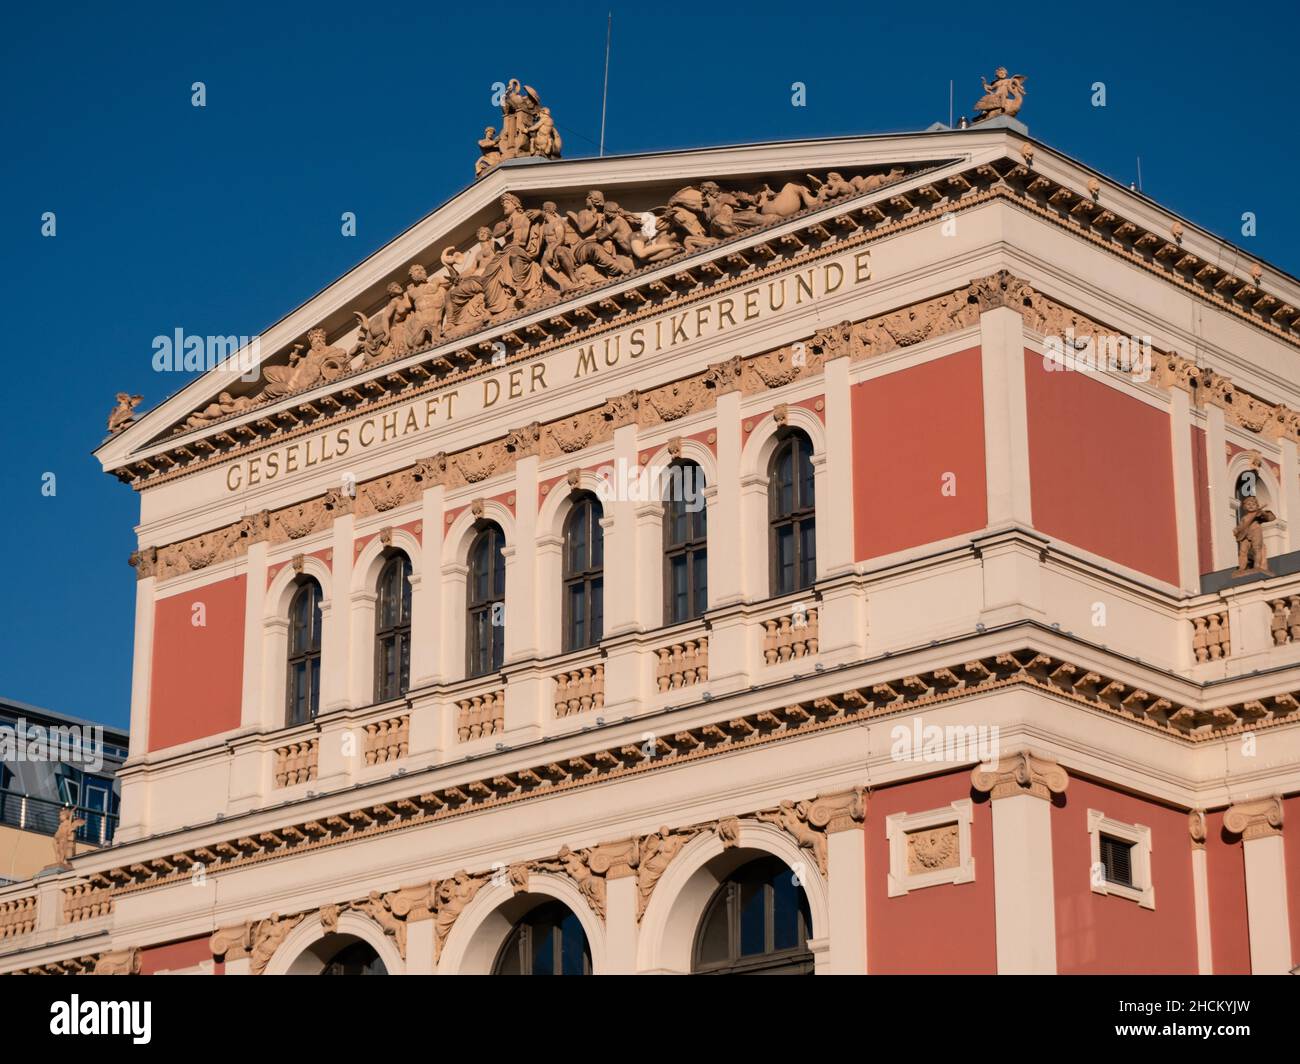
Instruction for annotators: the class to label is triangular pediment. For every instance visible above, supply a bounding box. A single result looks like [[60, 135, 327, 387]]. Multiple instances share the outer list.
[[96, 126, 1300, 486]]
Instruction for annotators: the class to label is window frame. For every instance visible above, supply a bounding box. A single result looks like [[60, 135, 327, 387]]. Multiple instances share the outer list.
[[692, 856, 814, 975], [562, 493, 605, 654], [373, 552, 413, 703], [768, 431, 817, 597], [1087, 809, 1155, 908], [466, 522, 506, 679], [662, 460, 708, 625], [286, 578, 324, 726], [491, 901, 592, 975]]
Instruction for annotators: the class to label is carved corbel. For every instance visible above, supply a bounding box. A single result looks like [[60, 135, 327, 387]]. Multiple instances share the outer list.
[[971, 751, 1069, 801], [1188, 809, 1207, 849], [92, 948, 141, 976], [128, 546, 158, 580]]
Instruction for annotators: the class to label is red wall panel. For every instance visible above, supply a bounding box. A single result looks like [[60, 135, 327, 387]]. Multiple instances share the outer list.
[[852, 348, 988, 560], [1051, 778, 1198, 973], [1203, 810, 1251, 973], [1285, 796, 1300, 972], [1024, 351, 1179, 584], [866, 770, 997, 973], [140, 936, 223, 974], [148, 575, 246, 752]]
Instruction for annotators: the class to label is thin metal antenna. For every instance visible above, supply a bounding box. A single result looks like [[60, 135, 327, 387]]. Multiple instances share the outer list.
[[948, 80, 953, 128], [599, 12, 612, 157], [1136, 156, 1143, 193]]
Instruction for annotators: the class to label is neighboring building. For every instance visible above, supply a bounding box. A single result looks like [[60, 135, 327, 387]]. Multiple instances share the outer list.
[[2, 78, 1298, 975], [0, 699, 127, 885]]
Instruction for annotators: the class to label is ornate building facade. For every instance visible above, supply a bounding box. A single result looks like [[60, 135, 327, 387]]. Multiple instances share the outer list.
[[3, 85, 1299, 975]]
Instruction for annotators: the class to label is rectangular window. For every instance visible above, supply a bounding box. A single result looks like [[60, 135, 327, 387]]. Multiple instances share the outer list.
[[1099, 833, 1134, 887]]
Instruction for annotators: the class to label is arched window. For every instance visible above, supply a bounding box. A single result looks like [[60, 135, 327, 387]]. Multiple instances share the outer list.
[[375, 553, 412, 702], [563, 494, 604, 652], [319, 940, 387, 975], [467, 523, 506, 678], [492, 902, 591, 975], [693, 856, 814, 975], [287, 579, 324, 726], [769, 431, 816, 596], [664, 460, 708, 624]]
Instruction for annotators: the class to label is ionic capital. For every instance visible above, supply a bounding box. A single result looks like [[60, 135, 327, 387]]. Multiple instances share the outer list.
[[971, 751, 1068, 801], [1223, 796, 1283, 841]]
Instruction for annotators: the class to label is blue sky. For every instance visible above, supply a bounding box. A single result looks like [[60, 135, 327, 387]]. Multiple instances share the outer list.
[[1, 0, 1296, 729]]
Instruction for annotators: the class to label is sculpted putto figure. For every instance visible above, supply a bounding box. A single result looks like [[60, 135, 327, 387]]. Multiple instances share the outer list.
[[52, 806, 84, 867], [1234, 494, 1275, 575], [106, 392, 142, 434], [262, 327, 350, 400], [973, 67, 1027, 122], [527, 106, 561, 157]]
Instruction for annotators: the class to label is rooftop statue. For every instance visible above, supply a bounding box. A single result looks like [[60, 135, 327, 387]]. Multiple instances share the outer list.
[[475, 80, 562, 178], [972, 67, 1027, 123], [106, 392, 142, 435]]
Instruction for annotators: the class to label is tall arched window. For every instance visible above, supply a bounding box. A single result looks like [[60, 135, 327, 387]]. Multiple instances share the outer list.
[[467, 523, 506, 678], [563, 494, 604, 652], [664, 460, 708, 624], [375, 553, 412, 702], [693, 856, 814, 975], [492, 902, 591, 975], [769, 431, 816, 596], [287, 579, 324, 726]]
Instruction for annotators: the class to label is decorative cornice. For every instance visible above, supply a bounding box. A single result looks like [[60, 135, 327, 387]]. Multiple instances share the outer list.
[[971, 750, 1069, 801], [46, 646, 1300, 917], [112, 152, 1300, 490], [1223, 795, 1284, 841]]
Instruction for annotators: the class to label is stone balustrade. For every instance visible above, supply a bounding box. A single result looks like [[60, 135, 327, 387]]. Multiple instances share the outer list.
[[63, 881, 112, 923], [364, 715, 409, 765], [1268, 596, 1300, 646], [655, 636, 709, 691], [554, 663, 606, 718], [1191, 611, 1231, 662], [456, 690, 505, 742], [0, 896, 36, 940], [762, 606, 819, 664], [274, 739, 319, 788]]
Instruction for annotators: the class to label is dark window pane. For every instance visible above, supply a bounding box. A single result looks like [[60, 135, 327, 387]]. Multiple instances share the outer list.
[[772, 869, 802, 951], [739, 879, 766, 956]]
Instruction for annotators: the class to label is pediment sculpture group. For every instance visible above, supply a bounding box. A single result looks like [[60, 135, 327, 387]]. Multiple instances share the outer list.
[[175, 166, 907, 431]]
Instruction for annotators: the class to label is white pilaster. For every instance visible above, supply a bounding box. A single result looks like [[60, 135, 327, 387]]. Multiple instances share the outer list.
[[605, 424, 639, 636], [1168, 388, 1201, 592], [1205, 405, 1233, 570], [604, 875, 639, 975], [711, 390, 745, 606], [826, 824, 868, 973], [821, 354, 855, 575], [410, 483, 444, 689], [980, 308, 1032, 529], [322, 513, 353, 713]]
